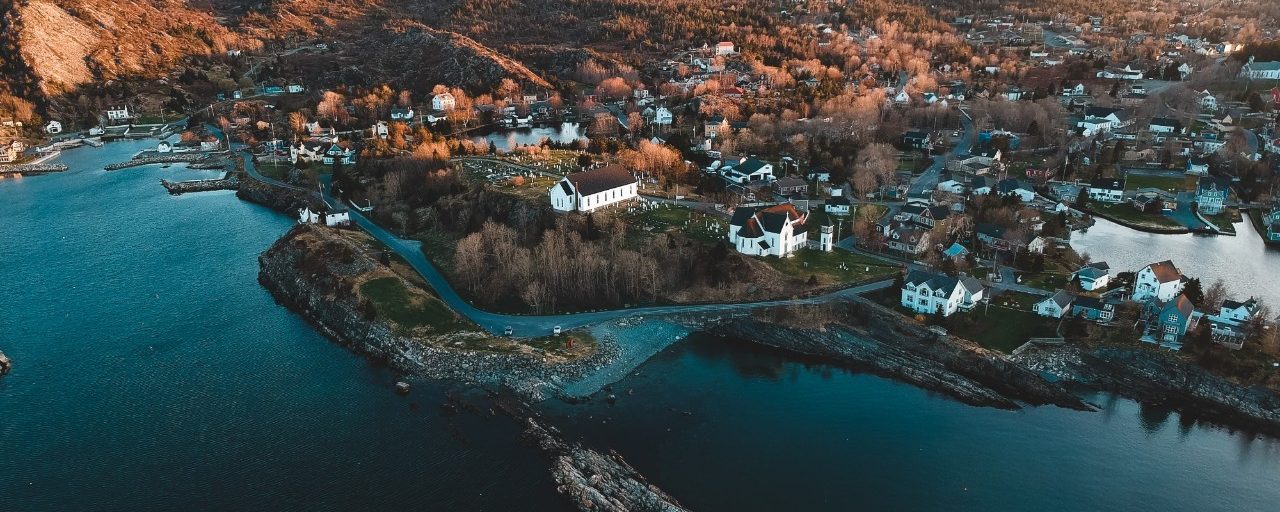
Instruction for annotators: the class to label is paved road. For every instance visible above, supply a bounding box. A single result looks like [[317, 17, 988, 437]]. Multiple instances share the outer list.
[[909, 111, 973, 197], [1242, 128, 1259, 156]]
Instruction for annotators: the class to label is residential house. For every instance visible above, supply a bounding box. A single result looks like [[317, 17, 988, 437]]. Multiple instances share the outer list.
[[390, 108, 414, 121], [1132, 260, 1187, 302], [1205, 298, 1258, 349], [1035, 290, 1075, 318], [1097, 64, 1145, 80], [899, 270, 985, 317], [1087, 178, 1125, 203], [1072, 296, 1116, 323], [1186, 156, 1210, 176], [723, 157, 774, 183], [550, 164, 639, 213], [652, 106, 673, 126], [1025, 234, 1048, 254], [1266, 201, 1280, 242], [1195, 176, 1229, 215], [1149, 117, 1180, 134], [807, 167, 831, 182], [104, 105, 132, 125], [974, 222, 1008, 248], [997, 178, 1036, 202], [825, 194, 851, 215], [715, 41, 735, 55], [0, 141, 19, 163], [704, 116, 729, 138], [903, 130, 931, 149], [432, 93, 456, 112], [322, 143, 356, 165], [1072, 262, 1111, 291], [886, 222, 931, 255], [728, 203, 810, 257], [900, 204, 952, 234], [1239, 57, 1280, 80], [1198, 90, 1217, 111], [772, 177, 809, 197], [1143, 294, 1196, 347], [44, 121, 62, 134], [942, 243, 969, 260], [936, 179, 965, 194]]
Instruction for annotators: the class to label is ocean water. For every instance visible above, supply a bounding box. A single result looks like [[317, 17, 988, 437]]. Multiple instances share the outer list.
[[0, 141, 560, 511], [3, 141, 1279, 511]]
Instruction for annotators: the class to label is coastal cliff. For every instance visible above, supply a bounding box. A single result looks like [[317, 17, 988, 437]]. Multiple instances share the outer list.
[[705, 304, 1091, 412], [257, 224, 617, 394], [1017, 345, 1280, 436], [236, 174, 323, 214]]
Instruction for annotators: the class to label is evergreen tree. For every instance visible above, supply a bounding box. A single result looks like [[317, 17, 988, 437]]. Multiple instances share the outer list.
[[1183, 278, 1206, 307]]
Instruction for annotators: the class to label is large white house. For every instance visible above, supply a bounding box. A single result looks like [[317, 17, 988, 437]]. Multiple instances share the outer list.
[[728, 203, 810, 257], [550, 164, 639, 213], [722, 157, 774, 184], [432, 93, 456, 112], [1087, 178, 1125, 203], [1240, 57, 1280, 80], [900, 270, 985, 317], [1196, 176, 1229, 215], [1132, 260, 1187, 303]]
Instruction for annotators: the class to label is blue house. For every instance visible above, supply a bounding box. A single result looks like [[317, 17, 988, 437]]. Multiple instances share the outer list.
[[1071, 296, 1115, 323]]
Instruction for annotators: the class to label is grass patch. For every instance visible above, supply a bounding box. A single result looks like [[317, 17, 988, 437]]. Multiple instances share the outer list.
[[856, 203, 889, 222], [256, 161, 294, 180], [941, 303, 1059, 353], [618, 205, 724, 244], [762, 248, 900, 286], [359, 277, 461, 333], [1123, 174, 1194, 192], [1089, 200, 1183, 229]]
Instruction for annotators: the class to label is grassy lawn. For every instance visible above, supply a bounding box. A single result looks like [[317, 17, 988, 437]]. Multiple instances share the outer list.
[[1123, 174, 1194, 192], [856, 203, 889, 222], [762, 248, 900, 287], [496, 149, 581, 176], [1203, 208, 1241, 235], [458, 159, 558, 203], [359, 277, 462, 333], [1018, 271, 1070, 291], [1089, 200, 1183, 229], [942, 303, 1059, 353], [256, 161, 294, 180]]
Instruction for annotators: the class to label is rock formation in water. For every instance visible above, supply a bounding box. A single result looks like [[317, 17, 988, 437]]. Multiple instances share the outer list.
[[0, 349, 11, 376], [521, 418, 692, 512]]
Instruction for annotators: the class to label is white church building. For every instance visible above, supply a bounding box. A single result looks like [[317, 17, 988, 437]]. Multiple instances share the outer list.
[[550, 164, 640, 213], [727, 203, 824, 257]]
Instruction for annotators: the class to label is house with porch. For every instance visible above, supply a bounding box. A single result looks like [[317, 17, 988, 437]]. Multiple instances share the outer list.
[[903, 130, 931, 149], [1087, 178, 1125, 203], [1204, 298, 1258, 349], [1195, 176, 1229, 215], [885, 222, 931, 255], [550, 164, 639, 213], [1131, 260, 1187, 302], [728, 203, 810, 257], [900, 270, 985, 317], [1186, 156, 1210, 176]]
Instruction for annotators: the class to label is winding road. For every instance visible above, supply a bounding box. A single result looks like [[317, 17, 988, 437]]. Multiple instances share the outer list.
[[909, 110, 974, 197], [234, 148, 894, 337]]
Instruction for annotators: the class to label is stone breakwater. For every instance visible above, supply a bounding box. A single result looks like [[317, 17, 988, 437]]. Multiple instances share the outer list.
[[706, 305, 1091, 411], [104, 154, 208, 170], [1015, 345, 1280, 436], [0, 349, 11, 375], [518, 416, 693, 512], [0, 163, 69, 175], [161, 175, 240, 195], [256, 225, 622, 402], [236, 172, 323, 213]]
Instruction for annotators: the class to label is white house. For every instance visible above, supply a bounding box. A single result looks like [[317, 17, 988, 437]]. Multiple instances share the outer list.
[[325, 210, 351, 227], [1087, 178, 1125, 203], [715, 41, 735, 55], [1132, 260, 1187, 303], [652, 106, 673, 126], [728, 203, 810, 257], [1196, 176, 1229, 215], [1240, 57, 1280, 80], [105, 105, 131, 122], [900, 270, 985, 317], [549, 164, 639, 213], [432, 93, 457, 112], [322, 143, 356, 165], [723, 157, 774, 184], [936, 179, 965, 194], [44, 121, 62, 134], [1149, 118, 1179, 134], [1072, 262, 1111, 291], [1035, 290, 1075, 318], [390, 107, 414, 121], [1186, 156, 1210, 176], [1198, 90, 1217, 111], [157, 141, 173, 153]]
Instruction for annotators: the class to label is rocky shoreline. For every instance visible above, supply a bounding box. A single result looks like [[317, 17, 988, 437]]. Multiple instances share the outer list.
[[236, 172, 322, 213], [0, 349, 11, 376], [1015, 344, 1280, 437]]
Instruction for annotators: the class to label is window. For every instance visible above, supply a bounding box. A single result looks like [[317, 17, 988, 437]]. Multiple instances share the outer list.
[[1167, 314, 1178, 323], [1164, 325, 1177, 333]]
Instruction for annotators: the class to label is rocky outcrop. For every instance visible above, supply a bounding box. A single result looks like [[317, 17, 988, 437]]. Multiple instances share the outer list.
[[707, 302, 1090, 411], [521, 418, 692, 512], [1016, 345, 1280, 436], [0, 349, 11, 376], [257, 224, 617, 398]]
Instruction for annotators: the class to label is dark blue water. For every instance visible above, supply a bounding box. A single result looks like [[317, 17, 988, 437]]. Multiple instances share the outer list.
[[0, 141, 561, 511], [3, 141, 1280, 511], [550, 336, 1280, 512]]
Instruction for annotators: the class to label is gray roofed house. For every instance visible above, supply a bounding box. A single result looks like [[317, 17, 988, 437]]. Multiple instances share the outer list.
[[1035, 289, 1075, 318], [900, 269, 985, 317]]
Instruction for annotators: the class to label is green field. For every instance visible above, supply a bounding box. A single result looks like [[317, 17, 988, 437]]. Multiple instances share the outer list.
[[1090, 201, 1183, 229], [942, 304, 1059, 353], [1123, 174, 1194, 192], [620, 205, 724, 244], [360, 277, 461, 332], [763, 248, 900, 286]]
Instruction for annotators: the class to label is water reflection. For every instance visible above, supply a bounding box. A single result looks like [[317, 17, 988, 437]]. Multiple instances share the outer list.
[[469, 122, 585, 150]]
